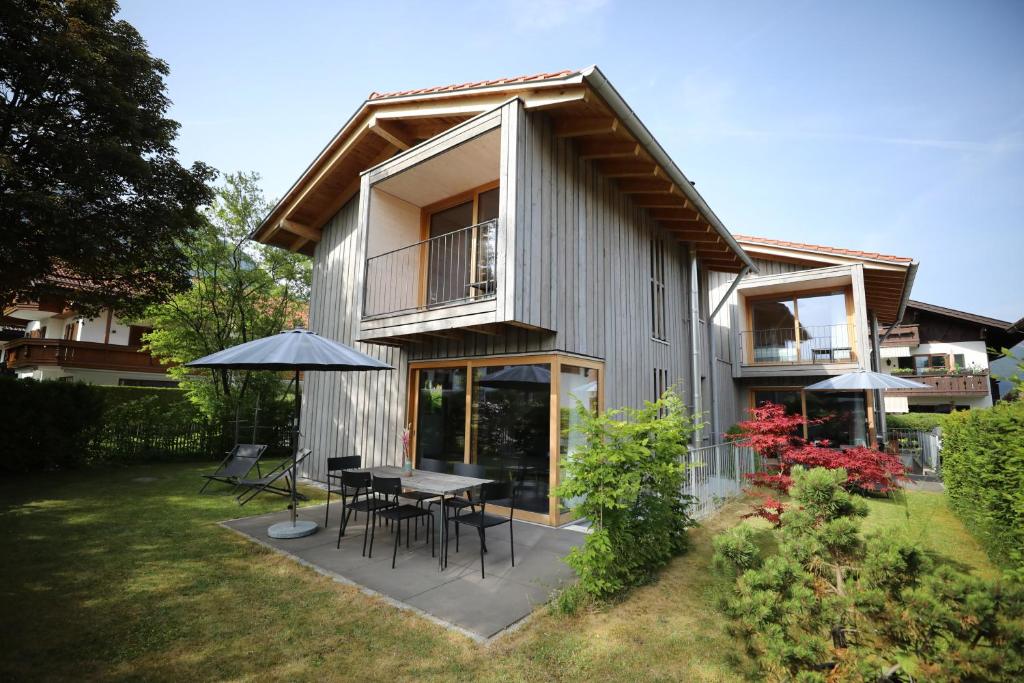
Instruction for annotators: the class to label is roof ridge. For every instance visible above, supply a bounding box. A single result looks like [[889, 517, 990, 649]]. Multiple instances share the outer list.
[[733, 233, 914, 264], [367, 68, 580, 101]]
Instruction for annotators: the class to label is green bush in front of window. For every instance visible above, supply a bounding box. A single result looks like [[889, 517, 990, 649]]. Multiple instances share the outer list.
[[554, 388, 699, 604]]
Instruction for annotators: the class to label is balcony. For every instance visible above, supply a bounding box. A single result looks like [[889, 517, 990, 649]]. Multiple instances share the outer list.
[[741, 323, 857, 365], [881, 323, 920, 347], [886, 372, 990, 397], [3, 339, 171, 373], [363, 219, 498, 319]]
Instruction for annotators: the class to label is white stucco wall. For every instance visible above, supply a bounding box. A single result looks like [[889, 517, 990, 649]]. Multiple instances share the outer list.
[[881, 339, 993, 411]]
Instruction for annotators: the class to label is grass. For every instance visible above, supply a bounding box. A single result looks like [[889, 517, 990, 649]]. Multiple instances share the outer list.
[[0, 463, 994, 682]]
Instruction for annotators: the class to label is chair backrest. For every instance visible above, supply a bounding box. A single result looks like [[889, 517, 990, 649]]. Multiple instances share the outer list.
[[235, 444, 267, 461], [453, 462, 485, 479], [341, 469, 371, 490], [419, 457, 447, 473], [326, 455, 361, 472], [478, 480, 515, 516], [372, 475, 402, 501], [219, 444, 267, 477]]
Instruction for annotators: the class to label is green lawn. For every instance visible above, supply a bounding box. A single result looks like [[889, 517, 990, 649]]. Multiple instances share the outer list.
[[0, 463, 994, 682]]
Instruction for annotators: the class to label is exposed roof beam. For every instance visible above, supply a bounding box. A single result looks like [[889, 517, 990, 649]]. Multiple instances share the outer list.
[[279, 219, 321, 243], [616, 178, 675, 193], [576, 140, 640, 159], [649, 207, 699, 221], [597, 161, 659, 178], [631, 194, 690, 208], [288, 235, 309, 252], [368, 118, 413, 150], [554, 117, 618, 138], [663, 229, 721, 243]]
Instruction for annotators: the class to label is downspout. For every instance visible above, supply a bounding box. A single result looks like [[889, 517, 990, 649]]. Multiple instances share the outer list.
[[688, 246, 702, 447], [707, 265, 751, 445], [875, 261, 918, 446], [871, 312, 884, 447]]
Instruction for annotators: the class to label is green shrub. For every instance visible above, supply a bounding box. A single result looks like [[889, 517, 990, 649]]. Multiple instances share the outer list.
[[712, 525, 761, 574], [0, 377, 215, 472], [714, 466, 1024, 681], [942, 401, 1024, 572], [555, 388, 698, 599], [885, 412, 948, 431]]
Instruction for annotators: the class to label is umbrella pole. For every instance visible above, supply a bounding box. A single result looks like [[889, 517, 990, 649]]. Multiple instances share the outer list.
[[291, 369, 300, 526]]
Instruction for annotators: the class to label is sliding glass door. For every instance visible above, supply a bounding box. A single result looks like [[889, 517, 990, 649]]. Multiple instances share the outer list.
[[408, 355, 602, 524]]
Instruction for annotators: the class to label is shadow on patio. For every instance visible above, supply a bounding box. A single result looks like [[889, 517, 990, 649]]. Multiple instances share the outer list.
[[221, 504, 583, 640]]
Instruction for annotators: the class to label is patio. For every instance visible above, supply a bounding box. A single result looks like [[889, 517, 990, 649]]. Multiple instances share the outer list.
[[222, 503, 583, 640]]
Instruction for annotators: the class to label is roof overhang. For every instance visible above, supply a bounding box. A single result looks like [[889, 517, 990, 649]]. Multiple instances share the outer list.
[[735, 238, 917, 324], [251, 66, 754, 272]]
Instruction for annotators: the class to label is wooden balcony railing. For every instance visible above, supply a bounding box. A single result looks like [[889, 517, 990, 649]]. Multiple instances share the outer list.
[[2, 338, 171, 373], [881, 323, 920, 347], [886, 372, 991, 397]]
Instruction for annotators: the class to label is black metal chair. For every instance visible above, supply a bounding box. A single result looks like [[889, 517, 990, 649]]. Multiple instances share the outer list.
[[368, 476, 435, 568], [235, 448, 311, 506], [398, 457, 444, 536], [199, 443, 268, 493], [447, 480, 517, 578], [336, 470, 395, 555], [324, 455, 362, 525], [433, 461, 487, 566]]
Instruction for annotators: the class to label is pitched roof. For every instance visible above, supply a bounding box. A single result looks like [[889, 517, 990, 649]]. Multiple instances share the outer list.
[[907, 300, 1014, 329], [368, 69, 579, 101], [733, 234, 914, 265]]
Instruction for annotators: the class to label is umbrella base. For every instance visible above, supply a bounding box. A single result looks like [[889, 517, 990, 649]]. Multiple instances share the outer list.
[[267, 520, 319, 539]]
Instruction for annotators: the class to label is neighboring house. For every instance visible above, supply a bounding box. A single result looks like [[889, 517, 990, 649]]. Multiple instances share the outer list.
[[878, 301, 1023, 413], [250, 67, 912, 525], [708, 235, 917, 448], [2, 285, 175, 386]]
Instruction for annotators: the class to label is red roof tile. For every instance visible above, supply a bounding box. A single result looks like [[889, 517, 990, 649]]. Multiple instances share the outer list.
[[368, 69, 579, 101], [733, 234, 914, 264]]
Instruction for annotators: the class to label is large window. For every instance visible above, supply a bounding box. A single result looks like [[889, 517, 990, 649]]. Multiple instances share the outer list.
[[747, 290, 853, 364], [409, 355, 602, 524], [425, 185, 499, 308], [414, 368, 467, 466], [751, 387, 870, 446], [897, 354, 948, 374], [650, 238, 667, 341]]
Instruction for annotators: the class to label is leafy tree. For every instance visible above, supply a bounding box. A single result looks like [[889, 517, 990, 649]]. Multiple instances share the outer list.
[[143, 171, 310, 429], [714, 466, 1024, 681], [0, 0, 214, 316], [555, 388, 698, 601]]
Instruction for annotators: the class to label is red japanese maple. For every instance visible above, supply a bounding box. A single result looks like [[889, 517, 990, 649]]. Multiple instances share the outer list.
[[730, 401, 906, 495], [742, 494, 788, 528]]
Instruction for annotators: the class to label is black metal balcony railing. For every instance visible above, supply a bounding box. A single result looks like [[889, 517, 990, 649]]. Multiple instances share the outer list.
[[363, 219, 498, 318], [742, 323, 856, 365]]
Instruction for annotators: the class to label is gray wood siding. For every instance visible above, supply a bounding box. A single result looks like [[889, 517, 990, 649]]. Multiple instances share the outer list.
[[299, 197, 409, 480]]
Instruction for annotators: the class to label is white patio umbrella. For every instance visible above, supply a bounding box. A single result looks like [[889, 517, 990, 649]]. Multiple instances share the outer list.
[[803, 369, 930, 391], [804, 369, 930, 445], [186, 329, 392, 539]]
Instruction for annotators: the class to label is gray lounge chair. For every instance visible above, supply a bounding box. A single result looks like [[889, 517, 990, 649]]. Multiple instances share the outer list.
[[199, 444, 269, 493], [235, 448, 312, 506]]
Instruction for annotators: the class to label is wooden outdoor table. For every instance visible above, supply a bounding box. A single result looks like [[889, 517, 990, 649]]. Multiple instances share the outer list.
[[363, 466, 492, 570]]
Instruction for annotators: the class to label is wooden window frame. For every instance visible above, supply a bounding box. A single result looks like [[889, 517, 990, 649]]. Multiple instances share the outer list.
[[417, 180, 500, 309], [650, 237, 668, 342], [743, 286, 857, 365], [407, 353, 604, 526]]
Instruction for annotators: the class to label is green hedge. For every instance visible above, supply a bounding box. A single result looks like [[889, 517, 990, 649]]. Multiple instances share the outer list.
[[885, 412, 948, 431], [0, 377, 215, 472], [942, 400, 1024, 571]]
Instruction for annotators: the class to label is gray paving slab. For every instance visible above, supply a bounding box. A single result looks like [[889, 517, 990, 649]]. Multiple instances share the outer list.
[[220, 503, 583, 640]]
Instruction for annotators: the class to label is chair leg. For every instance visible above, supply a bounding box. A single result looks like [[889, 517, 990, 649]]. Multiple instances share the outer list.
[[429, 514, 435, 558], [478, 526, 486, 579], [199, 478, 212, 494], [324, 481, 331, 526], [367, 509, 376, 558], [510, 521, 515, 567], [406, 516, 411, 548], [392, 519, 400, 569]]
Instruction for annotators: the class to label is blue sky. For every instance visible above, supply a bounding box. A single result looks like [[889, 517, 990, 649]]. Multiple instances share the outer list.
[[119, 0, 1023, 321]]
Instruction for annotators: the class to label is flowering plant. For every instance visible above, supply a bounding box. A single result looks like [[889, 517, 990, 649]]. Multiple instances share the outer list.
[[400, 423, 411, 461]]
